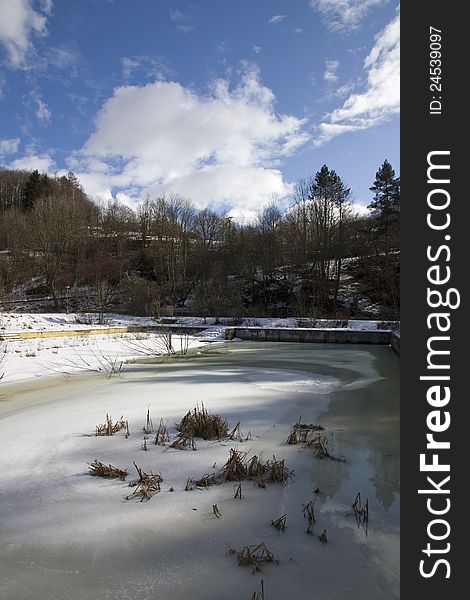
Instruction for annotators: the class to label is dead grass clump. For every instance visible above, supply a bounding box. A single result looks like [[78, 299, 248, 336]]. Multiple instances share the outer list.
[[219, 449, 248, 481], [177, 403, 228, 441], [89, 459, 128, 481], [95, 413, 127, 436], [154, 419, 170, 445], [217, 450, 293, 487], [126, 461, 162, 502], [128, 478, 161, 501], [236, 543, 278, 571], [266, 456, 293, 486], [170, 435, 197, 450], [188, 449, 293, 490], [286, 417, 325, 445]]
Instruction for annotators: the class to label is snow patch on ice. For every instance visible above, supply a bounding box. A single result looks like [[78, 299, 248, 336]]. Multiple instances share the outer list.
[[245, 368, 341, 395]]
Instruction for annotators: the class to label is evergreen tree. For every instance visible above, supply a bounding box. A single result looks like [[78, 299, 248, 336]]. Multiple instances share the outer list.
[[368, 159, 400, 254], [307, 164, 350, 310], [22, 170, 51, 211], [310, 165, 350, 274]]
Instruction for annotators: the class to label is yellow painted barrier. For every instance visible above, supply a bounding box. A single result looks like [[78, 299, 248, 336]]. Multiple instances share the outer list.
[[0, 326, 149, 341]]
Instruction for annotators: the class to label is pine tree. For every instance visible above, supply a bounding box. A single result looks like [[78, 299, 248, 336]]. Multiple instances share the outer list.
[[311, 166, 350, 267], [309, 164, 350, 309], [22, 170, 51, 211], [368, 159, 400, 254]]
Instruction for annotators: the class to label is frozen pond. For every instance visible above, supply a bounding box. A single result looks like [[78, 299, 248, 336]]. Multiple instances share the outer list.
[[0, 342, 399, 600]]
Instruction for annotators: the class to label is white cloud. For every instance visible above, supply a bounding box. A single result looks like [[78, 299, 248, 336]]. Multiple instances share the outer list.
[[35, 97, 51, 123], [334, 81, 355, 97], [169, 8, 194, 33], [324, 59, 339, 83], [146, 164, 292, 215], [45, 45, 80, 71], [0, 137, 20, 156], [310, 0, 387, 32], [294, 28, 304, 34], [121, 55, 172, 82], [253, 45, 262, 54], [269, 15, 286, 24], [316, 11, 399, 145], [0, 0, 51, 68], [9, 152, 56, 172], [72, 65, 309, 215]]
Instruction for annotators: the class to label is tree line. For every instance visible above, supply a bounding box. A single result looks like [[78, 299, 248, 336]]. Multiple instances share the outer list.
[[0, 161, 400, 319]]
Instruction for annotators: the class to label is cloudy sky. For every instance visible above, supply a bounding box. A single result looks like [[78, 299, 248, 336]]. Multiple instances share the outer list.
[[0, 0, 399, 218]]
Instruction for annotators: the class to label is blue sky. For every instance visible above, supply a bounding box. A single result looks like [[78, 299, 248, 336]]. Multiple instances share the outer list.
[[0, 0, 399, 219]]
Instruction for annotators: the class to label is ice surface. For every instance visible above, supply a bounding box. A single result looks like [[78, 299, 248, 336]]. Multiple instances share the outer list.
[[0, 342, 399, 600]]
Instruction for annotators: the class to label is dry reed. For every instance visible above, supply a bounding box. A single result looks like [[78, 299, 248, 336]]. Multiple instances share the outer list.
[[154, 419, 170, 445], [303, 500, 316, 535], [271, 514, 287, 530], [219, 449, 248, 481], [353, 492, 369, 534], [177, 403, 229, 440], [266, 456, 293, 485], [143, 406, 154, 434], [200, 449, 295, 488], [95, 413, 126, 436], [88, 459, 128, 481], [286, 416, 324, 445], [236, 543, 278, 571], [233, 483, 243, 499], [126, 461, 162, 502]]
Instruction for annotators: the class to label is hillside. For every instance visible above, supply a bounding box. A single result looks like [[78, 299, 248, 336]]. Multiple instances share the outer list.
[[0, 166, 399, 320]]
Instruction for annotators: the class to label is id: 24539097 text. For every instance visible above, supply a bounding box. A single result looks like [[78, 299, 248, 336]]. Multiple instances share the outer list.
[[429, 26, 443, 115]]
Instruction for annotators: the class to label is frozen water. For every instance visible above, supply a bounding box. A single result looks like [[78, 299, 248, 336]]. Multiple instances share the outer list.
[[0, 342, 399, 600]]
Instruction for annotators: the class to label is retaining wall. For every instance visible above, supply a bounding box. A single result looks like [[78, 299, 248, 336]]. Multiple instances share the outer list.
[[390, 332, 400, 355], [225, 327, 393, 346], [0, 324, 212, 341]]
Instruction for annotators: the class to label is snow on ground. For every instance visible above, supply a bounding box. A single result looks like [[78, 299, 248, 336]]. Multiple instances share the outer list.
[[0, 312, 156, 332], [0, 343, 399, 600], [0, 331, 222, 387]]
